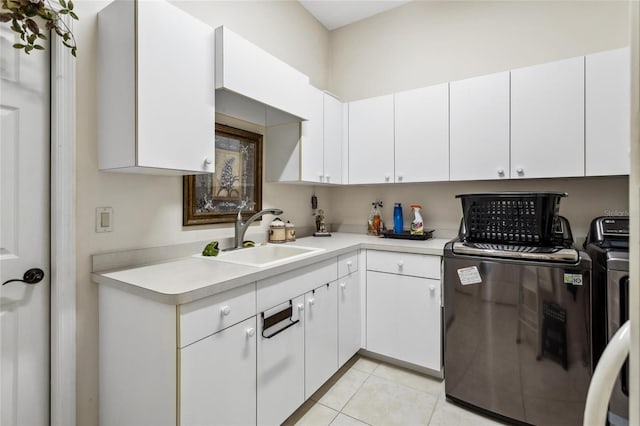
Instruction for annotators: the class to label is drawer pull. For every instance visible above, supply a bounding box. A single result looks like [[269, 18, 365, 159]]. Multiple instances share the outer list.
[[429, 285, 436, 293], [261, 302, 299, 339], [246, 327, 256, 338], [297, 303, 305, 312], [308, 298, 315, 306], [397, 260, 404, 268], [220, 305, 231, 316], [340, 282, 347, 289], [346, 260, 353, 268]]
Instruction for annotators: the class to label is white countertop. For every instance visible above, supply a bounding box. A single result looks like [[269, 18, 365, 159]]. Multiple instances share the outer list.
[[92, 233, 450, 305]]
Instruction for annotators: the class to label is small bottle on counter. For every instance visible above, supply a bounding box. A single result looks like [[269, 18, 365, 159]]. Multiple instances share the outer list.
[[393, 203, 403, 234]]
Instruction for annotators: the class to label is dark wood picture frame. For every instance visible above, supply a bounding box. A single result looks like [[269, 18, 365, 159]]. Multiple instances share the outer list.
[[183, 124, 263, 225]]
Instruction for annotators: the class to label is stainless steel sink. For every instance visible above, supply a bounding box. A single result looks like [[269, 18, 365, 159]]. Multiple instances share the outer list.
[[195, 244, 325, 267]]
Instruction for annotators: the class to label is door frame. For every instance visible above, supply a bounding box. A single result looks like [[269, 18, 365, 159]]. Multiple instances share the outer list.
[[50, 18, 76, 426]]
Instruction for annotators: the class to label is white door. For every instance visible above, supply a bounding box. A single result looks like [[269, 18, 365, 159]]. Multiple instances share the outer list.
[[585, 47, 631, 176], [348, 95, 394, 184], [394, 84, 449, 183], [304, 282, 338, 399], [323, 93, 342, 184], [338, 272, 361, 367], [0, 29, 50, 426], [511, 56, 585, 179], [450, 72, 510, 181]]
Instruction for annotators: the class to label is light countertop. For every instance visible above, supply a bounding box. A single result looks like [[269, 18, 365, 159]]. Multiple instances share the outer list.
[[92, 233, 450, 305]]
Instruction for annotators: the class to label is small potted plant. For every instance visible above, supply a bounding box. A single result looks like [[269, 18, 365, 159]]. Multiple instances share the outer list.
[[0, 0, 78, 56]]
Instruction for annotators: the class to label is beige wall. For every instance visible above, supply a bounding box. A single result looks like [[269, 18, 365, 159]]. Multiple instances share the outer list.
[[74, 2, 329, 424], [327, 0, 630, 239], [329, 0, 629, 101]]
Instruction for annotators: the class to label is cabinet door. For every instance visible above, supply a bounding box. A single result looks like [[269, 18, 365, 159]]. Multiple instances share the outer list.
[[301, 87, 325, 183], [366, 271, 441, 371], [257, 297, 305, 426], [136, 1, 215, 172], [338, 272, 361, 367], [305, 282, 338, 398], [180, 317, 257, 426], [324, 93, 343, 184], [450, 72, 510, 181], [348, 95, 394, 184], [511, 56, 584, 179], [394, 84, 449, 183], [586, 47, 630, 176]]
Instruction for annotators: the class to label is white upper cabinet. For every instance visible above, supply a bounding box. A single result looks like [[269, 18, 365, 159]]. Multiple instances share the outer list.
[[323, 94, 344, 184], [348, 95, 395, 184], [450, 72, 510, 181], [98, 0, 215, 175], [585, 47, 631, 176], [215, 26, 310, 124], [511, 56, 585, 179], [301, 87, 325, 183], [394, 84, 449, 183]]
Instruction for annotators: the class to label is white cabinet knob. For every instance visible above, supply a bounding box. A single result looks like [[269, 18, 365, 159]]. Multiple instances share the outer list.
[[340, 282, 347, 289], [319, 174, 324, 182], [397, 260, 404, 268], [397, 174, 403, 182], [516, 167, 524, 176], [429, 285, 436, 293], [204, 157, 213, 166], [384, 175, 391, 182], [220, 305, 231, 316], [308, 298, 315, 306], [346, 260, 353, 268], [246, 327, 256, 337], [325, 175, 331, 183], [497, 168, 505, 177], [297, 303, 305, 312]]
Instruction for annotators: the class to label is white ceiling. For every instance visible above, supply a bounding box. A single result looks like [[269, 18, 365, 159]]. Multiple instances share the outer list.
[[298, 0, 411, 31]]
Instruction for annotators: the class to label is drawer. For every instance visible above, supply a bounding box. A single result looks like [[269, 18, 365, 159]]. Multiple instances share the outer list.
[[257, 258, 337, 312], [366, 250, 440, 279], [179, 283, 256, 348], [338, 251, 359, 278]]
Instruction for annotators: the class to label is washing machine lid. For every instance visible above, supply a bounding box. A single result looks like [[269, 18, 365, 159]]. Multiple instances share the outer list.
[[607, 251, 629, 272]]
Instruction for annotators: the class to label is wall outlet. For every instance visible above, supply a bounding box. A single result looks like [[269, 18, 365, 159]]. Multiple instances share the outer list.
[[96, 207, 113, 233]]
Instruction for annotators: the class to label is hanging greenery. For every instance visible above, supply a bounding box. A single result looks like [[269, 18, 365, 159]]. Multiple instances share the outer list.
[[0, 0, 78, 56]]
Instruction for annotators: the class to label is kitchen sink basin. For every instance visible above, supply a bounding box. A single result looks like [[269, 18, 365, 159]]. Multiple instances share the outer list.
[[195, 244, 325, 267]]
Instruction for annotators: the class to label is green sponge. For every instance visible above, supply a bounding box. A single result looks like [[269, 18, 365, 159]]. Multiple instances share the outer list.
[[202, 241, 220, 256], [243, 241, 255, 248]]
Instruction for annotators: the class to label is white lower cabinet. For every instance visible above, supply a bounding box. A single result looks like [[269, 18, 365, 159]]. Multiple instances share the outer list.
[[338, 271, 361, 367], [366, 251, 442, 371], [305, 282, 339, 398], [257, 297, 306, 426], [180, 317, 257, 426]]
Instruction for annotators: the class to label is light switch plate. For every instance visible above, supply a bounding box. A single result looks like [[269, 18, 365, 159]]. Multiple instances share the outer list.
[[96, 207, 113, 233]]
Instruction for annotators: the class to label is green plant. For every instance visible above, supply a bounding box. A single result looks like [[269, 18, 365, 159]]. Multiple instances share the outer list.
[[1, 0, 78, 56]]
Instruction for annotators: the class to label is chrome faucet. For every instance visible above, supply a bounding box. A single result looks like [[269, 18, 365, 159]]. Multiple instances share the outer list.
[[234, 201, 283, 249]]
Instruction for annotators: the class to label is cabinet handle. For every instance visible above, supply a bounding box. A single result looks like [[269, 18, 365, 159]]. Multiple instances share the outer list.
[[497, 168, 505, 177], [308, 298, 315, 306], [429, 285, 436, 293], [220, 305, 231, 316], [397, 260, 404, 268], [297, 303, 305, 312], [516, 167, 524, 176], [340, 282, 347, 289], [319, 174, 324, 182], [204, 157, 212, 165], [384, 174, 391, 182], [397, 174, 403, 182], [325, 175, 331, 183], [346, 260, 353, 268], [246, 327, 256, 338]]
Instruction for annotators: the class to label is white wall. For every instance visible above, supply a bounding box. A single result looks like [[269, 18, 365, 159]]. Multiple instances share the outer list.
[[74, 2, 329, 424], [327, 0, 630, 239]]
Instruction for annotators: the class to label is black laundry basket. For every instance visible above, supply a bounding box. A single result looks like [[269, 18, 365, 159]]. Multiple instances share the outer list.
[[456, 192, 567, 246]]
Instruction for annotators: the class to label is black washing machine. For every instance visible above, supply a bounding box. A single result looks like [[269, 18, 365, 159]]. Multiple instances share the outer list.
[[585, 216, 629, 426]]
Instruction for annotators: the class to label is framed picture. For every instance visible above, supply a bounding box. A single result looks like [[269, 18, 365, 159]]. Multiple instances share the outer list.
[[183, 124, 263, 225]]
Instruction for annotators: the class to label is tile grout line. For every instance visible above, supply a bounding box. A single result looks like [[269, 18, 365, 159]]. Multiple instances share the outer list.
[[334, 361, 379, 424]]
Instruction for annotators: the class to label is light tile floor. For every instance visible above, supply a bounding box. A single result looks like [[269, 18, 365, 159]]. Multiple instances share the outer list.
[[283, 355, 507, 426]]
